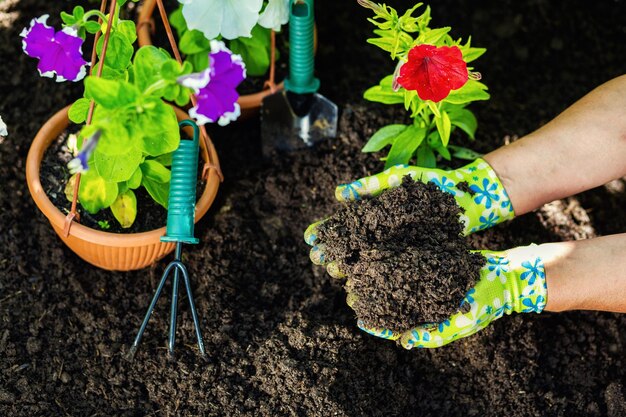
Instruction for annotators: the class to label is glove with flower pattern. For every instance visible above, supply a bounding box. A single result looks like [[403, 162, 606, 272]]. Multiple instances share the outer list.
[[304, 159, 548, 348], [357, 246, 547, 348]]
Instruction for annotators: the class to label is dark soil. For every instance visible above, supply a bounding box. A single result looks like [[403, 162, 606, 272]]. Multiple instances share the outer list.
[[318, 177, 484, 331], [1, 0, 625, 416]]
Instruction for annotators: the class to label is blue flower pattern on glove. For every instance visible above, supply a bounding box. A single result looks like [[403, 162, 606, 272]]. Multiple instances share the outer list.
[[338, 180, 363, 201], [479, 211, 500, 230], [521, 295, 546, 313], [357, 320, 395, 339], [430, 176, 456, 196], [470, 178, 500, 209], [520, 258, 545, 286], [487, 256, 509, 277]]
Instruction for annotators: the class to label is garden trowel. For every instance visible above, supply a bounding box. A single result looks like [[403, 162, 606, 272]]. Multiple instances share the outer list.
[[261, 0, 338, 157]]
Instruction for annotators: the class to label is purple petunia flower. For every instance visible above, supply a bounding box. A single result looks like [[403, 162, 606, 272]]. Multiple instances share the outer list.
[[177, 40, 246, 126], [21, 15, 89, 82], [68, 130, 102, 174]]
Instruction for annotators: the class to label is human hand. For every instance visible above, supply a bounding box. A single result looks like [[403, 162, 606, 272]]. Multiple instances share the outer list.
[[332, 158, 515, 235], [356, 245, 547, 348], [304, 158, 515, 278]]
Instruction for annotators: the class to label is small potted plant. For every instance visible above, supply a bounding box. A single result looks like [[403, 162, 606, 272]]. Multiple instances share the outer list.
[[137, 0, 316, 118], [358, 0, 489, 169], [23, 0, 245, 270]]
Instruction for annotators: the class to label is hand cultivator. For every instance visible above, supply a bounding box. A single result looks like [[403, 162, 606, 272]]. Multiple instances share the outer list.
[[130, 120, 206, 358]]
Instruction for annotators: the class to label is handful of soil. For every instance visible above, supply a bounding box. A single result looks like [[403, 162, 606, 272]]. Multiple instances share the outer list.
[[317, 176, 485, 333]]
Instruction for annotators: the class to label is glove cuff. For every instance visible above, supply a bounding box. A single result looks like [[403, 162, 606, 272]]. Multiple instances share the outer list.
[[452, 158, 516, 234], [482, 245, 548, 315]]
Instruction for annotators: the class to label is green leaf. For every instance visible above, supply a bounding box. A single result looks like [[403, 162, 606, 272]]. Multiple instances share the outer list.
[[447, 107, 478, 139], [187, 53, 209, 72], [96, 31, 133, 70], [72, 6, 85, 20], [133, 46, 170, 92], [85, 77, 140, 108], [364, 75, 404, 104], [169, 6, 187, 38], [134, 100, 180, 156], [435, 144, 451, 161], [61, 11, 76, 25], [151, 152, 173, 166], [140, 159, 171, 183], [418, 27, 451, 45], [445, 80, 490, 105], [68, 98, 91, 124], [179, 29, 211, 55], [160, 60, 192, 105], [229, 25, 271, 77], [84, 21, 101, 34], [127, 167, 143, 189], [427, 101, 441, 117], [362, 124, 408, 153], [92, 60, 128, 81], [141, 177, 170, 209], [116, 20, 137, 44], [94, 147, 142, 182], [435, 110, 451, 146], [416, 144, 436, 168], [460, 37, 486, 63], [384, 125, 427, 169], [110, 189, 137, 228], [448, 145, 483, 160], [78, 169, 118, 213]]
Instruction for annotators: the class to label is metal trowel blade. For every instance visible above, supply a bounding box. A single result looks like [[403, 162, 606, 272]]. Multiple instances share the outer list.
[[261, 90, 338, 157]]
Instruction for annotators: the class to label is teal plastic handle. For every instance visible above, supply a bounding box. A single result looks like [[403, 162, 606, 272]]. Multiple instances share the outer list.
[[161, 120, 200, 245], [284, 0, 319, 94]]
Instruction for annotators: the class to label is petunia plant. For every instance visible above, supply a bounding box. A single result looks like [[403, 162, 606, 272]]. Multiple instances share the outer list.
[[22, 1, 244, 228], [170, 0, 289, 77], [359, 0, 489, 169]]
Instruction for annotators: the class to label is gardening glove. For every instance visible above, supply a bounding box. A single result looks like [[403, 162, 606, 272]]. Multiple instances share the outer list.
[[304, 158, 514, 277], [357, 244, 547, 349]]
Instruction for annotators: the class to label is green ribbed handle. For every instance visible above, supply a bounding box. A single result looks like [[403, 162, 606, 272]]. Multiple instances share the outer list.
[[284, 0, 319, 94], [161, 120, 200, 245]]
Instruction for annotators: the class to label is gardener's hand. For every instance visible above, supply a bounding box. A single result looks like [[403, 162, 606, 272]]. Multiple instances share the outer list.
[[357, 244, 547, 348], [335, 158, 515, 235], [304, 158, 514, 276]]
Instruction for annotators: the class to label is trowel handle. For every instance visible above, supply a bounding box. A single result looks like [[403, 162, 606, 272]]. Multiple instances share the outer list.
[[284, 0, 320, 94], [161, 120, 200, 245]]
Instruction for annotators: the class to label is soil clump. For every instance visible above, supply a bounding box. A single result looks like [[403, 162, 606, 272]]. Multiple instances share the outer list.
[[318, 177, 484, 331]]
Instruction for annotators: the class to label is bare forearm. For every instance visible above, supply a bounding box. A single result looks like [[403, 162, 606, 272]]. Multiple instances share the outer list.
[[484, 75, 626, 215], [540, 234, 626, 313]]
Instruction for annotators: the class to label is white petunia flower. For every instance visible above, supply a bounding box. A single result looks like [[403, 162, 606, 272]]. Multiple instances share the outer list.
[[0, 115, 7, 136], [179, 0, 263, 40], [258, 0, 290, 32]]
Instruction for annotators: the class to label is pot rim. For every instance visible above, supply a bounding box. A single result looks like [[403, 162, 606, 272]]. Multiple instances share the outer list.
[[25, 105, 220, 247]]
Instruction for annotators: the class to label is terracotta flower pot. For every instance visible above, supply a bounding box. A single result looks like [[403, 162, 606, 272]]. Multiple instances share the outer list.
[[26, 105, 220, 271], [136, 0, 317, 119]]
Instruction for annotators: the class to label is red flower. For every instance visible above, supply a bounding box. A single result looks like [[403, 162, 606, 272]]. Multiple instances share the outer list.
[[397, 44, 468, 102]]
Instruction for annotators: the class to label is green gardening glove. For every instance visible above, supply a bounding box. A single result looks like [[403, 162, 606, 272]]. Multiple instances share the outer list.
[[304, 159, 538, 348], [356, 245, 547, 349], [334, 158, 515, 235], [304, 158, 514, 277]]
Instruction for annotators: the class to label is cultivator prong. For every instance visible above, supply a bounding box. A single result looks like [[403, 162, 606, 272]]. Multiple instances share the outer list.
[[130, 243, 206, 358], [129, 120, 206, 359]]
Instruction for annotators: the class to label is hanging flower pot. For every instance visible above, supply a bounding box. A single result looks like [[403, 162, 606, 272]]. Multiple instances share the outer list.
[[26, 105, 221, 271], [136, 0, 318, 119]]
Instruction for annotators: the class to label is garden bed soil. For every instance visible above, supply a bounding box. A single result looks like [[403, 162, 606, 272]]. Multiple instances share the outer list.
[[1, 0, 625, 416], [318, 177, 484, 331]]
